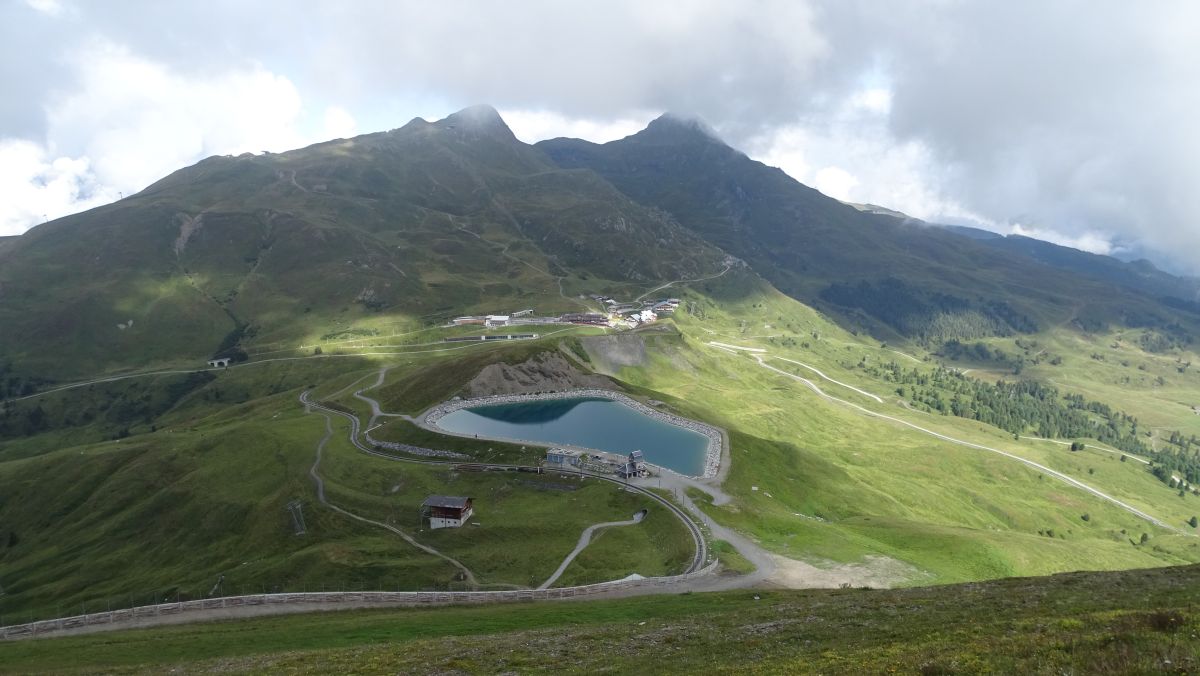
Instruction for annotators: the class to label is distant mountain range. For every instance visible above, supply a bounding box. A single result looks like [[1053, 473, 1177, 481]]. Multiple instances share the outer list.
[[1, 105, 1196, 377], [847, 207, 1200, 306], [539, 113, 1200, 341]]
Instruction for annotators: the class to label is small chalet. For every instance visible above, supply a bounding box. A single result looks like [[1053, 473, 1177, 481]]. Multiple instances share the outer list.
[[421, 495, 474, 529]]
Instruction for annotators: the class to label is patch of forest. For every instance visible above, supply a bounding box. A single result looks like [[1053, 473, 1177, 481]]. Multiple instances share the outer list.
[[857, 360, 1200, 487]]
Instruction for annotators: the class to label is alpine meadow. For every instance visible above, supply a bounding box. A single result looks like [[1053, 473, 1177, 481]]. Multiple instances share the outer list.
[[3, 4, 1200, 672]]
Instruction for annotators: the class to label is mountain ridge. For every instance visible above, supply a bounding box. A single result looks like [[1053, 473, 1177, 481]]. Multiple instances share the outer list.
[[0, 107, 727, 377], [538, 114, 1199, 342], [2, 104, 1197, 378]]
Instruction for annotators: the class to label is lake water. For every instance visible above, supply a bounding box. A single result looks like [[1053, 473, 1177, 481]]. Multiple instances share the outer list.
[[434, 397, 709, 475]]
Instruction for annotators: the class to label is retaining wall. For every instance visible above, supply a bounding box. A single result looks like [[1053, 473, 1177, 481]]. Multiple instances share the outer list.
[[0, 561, 719, 640]]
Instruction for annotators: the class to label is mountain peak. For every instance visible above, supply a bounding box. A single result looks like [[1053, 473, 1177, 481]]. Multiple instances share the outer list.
[[436, 104, 516, 141], [639, 113, 725, 145]]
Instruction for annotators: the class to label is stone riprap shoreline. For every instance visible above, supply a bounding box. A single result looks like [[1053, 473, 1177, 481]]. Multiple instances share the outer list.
[[422, 389, 723, 478], [363, 433, 471, 461]]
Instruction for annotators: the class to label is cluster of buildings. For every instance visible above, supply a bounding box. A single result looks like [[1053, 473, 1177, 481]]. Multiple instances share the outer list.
[[450, 315, 517, 328], [450, 311, 611, 329], [591, 296, 680, 328], [545, 447, 649, 479], [449, 297, 681, 332]]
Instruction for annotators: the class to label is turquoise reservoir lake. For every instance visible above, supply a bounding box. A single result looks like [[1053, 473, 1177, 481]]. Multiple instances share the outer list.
[[434, 397, 709, 476]]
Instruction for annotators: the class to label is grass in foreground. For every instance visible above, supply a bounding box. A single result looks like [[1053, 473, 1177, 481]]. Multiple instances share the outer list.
[[1, 564, 1197, 674]]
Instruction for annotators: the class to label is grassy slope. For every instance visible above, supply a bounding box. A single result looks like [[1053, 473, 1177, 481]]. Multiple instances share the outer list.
[[2, 267, 1199, 628], [0, 342, 693, 621], [1, 564, 1197, 674], [598, 273, 1200, 582], [0, 109, 727, 380], [368, 419, 538, 464]]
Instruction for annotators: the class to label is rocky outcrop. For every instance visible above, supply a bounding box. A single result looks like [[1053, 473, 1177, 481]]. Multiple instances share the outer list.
[[173, 213, 204, 255], [464, 352, 619, 397]]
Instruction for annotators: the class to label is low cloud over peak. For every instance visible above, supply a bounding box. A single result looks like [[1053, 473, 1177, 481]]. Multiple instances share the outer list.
[[1, 1, 1196, 272]]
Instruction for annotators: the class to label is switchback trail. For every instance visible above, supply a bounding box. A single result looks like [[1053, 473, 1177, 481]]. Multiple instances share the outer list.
[[774, 356, 883, 403], [739, 351, 1180, 532], [353, 366, 413, 428], [348, 367, 785, 588], [537, 511, 646, 590], [298, 390, 709, 575], [303, 397, 480, 588]]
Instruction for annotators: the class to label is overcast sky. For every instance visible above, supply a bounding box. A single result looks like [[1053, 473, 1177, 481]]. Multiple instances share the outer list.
[[3, 1, 1198, 273]]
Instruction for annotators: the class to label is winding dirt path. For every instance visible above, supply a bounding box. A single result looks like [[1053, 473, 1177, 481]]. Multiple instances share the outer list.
[[303, 398, 480, 587], [774, 356, 883, 403], [635, 263, 732, 302], [7, 333, 577, 405], [349, 366, 793, 586], [300, 389, 710, 574], [352, 367, 413, 428], [537, 511, 646, 590], [743, 351, 1180, 532]]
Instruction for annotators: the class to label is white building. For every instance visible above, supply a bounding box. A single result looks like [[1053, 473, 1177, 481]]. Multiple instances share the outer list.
[[485, 315, 510, 328], [546, 448, 584, 467], [207, 357, 231, 368], [638, 309, 658, 323]]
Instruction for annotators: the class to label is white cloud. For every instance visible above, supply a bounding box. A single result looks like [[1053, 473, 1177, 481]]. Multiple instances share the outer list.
[[0, 139, 114, 234], [2, 2, 1197, 271], [500, 109, 653, 144], [323, 106, 358, 139], [1010, 224, 1113, 256], [812, 166, 858, 201], [25, 0, 65, 16], [47, 42, 307, 189], [746, 85, 989, 227], [848, 87, 891, 115], [0, 41, 319, 235]]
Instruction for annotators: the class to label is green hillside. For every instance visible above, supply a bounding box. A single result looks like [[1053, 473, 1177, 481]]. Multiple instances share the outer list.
[[0, 106, 725, 379], [538, 115, 1198, 345], [3, 106, 1200, 653], [3, 271, 1198, 625]]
